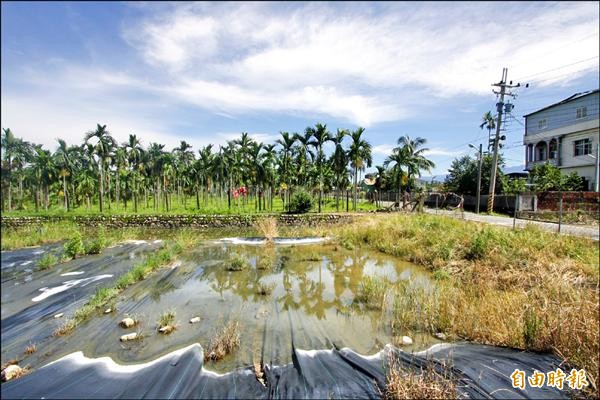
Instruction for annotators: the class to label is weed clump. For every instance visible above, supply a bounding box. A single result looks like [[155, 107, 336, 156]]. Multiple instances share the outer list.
[[355, 276, 388, 310], [255, 217, 278, 242], [37, 253, 58, 270], [256, 282, 275, 296], [53, 318, 77, 336], [24, 342, 37, 355], [157, 309, 176, 328], [205, 321, 241, 362], [228, 254, 249, 271]]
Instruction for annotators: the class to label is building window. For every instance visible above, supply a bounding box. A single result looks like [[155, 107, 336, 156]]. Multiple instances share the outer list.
[[538, 119, 547, 130], [574, 138, 592, 156], [576, 106, 587, 119]]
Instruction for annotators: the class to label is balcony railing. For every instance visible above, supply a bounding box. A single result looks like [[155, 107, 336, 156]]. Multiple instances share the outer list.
[[526, 158, 559, 170]]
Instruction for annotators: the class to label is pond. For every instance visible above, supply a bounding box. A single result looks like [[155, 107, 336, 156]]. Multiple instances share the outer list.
[[2, 236, 437, 373]]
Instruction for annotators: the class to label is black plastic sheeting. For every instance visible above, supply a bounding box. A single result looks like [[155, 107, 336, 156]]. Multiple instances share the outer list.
[[1, 342, 577, 399]]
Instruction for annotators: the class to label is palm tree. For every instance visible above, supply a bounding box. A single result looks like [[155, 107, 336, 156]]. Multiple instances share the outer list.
[[31, 146, 56, 211], [84, 124, 116, 212], [348, 127, 372, 211], [331, 128, 349, 211], [384, 147, 409, 205], [147, 142, 165, 211], [55, 139, 73, 210], [276, 131, 296, 211], [293, 131, 315, 188], [124, 134, 144, 212], [307, 123, 332, 213], [480, 111, 496, 152], [1, 128, 20, 211]]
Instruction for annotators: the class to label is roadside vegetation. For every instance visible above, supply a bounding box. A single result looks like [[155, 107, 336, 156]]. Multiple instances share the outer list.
[[331, 213, 599, 393]]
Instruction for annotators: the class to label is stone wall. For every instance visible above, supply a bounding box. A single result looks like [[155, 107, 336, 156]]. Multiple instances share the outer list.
[[1, 213, 354, 229]]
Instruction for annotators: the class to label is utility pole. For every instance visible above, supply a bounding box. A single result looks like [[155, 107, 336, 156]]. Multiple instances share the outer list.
[[487, 68, 522, 213]]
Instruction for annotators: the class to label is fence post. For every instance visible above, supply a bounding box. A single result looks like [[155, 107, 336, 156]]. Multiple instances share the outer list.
[[558, 192, 563, 233], [435, 195, 438, 214], [513, 193, 519, 230], [346, 190, 349, 212]]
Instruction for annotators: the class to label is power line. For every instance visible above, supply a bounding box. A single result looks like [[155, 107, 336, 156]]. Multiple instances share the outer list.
[[512, 56, 599, 82]]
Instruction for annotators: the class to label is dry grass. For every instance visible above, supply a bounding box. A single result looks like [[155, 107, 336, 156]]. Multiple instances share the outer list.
[[254, 217, 278, 242], [382, 358, 456, 400], [24, 342, 37, 355], [0, 361, 31, 382], [52, 318, 77, 337], [204, 320, 241, 362], [328, 214, 599, 395]]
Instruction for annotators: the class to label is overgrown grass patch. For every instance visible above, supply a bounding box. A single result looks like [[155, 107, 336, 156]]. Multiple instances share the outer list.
[[327, 214, 599, 394]]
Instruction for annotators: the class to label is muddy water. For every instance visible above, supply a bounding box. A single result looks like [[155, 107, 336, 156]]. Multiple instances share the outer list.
[[1, 237, 438, 374]]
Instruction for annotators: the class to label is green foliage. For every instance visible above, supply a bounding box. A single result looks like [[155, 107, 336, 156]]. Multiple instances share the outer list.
[[500, 176, 527, 194], [37, 253, 58, 270], [432, 269, 451, 281], [63, 231, 85, 259], [529, 162, 584, 192], [444, 154, 504, 195], [289, 190, 313, 213]]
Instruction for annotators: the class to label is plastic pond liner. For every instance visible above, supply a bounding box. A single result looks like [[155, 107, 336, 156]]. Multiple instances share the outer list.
[[0, 237, 584, 399]]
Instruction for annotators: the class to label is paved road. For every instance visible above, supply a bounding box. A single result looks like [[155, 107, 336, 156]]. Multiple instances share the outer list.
[[423, 207, 599, 241]]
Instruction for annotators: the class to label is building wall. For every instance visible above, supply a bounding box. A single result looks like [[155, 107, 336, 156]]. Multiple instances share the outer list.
[[525, 92, 599, 136], [523, 91, 600, 190]]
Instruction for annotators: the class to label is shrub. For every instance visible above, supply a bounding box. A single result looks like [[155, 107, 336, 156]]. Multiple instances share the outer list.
[[289, 190, 313, 214], [63, 232, 85, 259], [85, 230, 106, 255], [37, 253, 58, 270]]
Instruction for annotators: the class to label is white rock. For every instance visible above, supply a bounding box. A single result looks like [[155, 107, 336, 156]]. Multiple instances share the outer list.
[[1, 364, 23, 382], [119, 317, 135, 328], [189, 317, 201, 324], [119, 332, 138, 341], [104, 308, 112, 314], [400, 336, 413, 345], [158, 325, 174, 334], [434, 332, 447, 340], [53, 313, 64, 319]]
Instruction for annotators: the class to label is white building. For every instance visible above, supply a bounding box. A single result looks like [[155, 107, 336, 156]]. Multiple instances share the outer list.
[[523, 89, 599, 191]]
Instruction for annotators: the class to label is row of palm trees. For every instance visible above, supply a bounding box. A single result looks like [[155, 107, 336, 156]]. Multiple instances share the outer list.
[[1, 124, 435, 214]]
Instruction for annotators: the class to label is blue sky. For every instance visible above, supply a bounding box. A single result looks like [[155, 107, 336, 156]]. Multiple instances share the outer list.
[[2, 1, 599, 176]]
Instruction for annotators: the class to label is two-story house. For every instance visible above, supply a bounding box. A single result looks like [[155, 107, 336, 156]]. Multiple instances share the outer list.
[[523, 89, 599, 191]]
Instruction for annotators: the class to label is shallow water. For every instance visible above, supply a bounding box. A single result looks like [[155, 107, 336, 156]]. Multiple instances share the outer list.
[[1, 236, 437, 374]]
